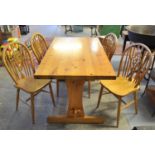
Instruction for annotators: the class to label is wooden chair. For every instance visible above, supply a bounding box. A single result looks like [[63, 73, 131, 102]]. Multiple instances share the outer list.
[[96, 43, 152, 127], [87, 33, 118, 98], [30, 33, 48, 64], [99, 33, 118, 61], [89, 25, 98, 36], [120, 25, 130, 52], [3, 42, 55, 124], [30, 33, 59, 97], [64, 25, 73, 34]]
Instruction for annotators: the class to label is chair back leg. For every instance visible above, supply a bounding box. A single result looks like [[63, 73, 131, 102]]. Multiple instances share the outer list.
[[88, 81, 91, 98], [49, 83, 55, 106], [31, 94, 35, 124], [116, 97, 122, 127], [16, 88, 20, 111], [134, 91, 138, 114], [96, 85, 104, 109], [56, 80, 59, 97]]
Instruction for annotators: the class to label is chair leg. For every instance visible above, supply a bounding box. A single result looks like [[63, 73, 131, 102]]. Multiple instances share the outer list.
[[65, 25, 67, 34], [134, 91, 138, 114], [56, 80, 59, 97], [96, 85, 104, 109], [95, 27, 98, 36], [122, 36, 127, 52], [91, 27, 93, 36], [16, 88, 20, 111], [116, 97, 122, 128], [49, 83, 55, 106], [30, 94, 35, 124], [88, 81, 91, 98]]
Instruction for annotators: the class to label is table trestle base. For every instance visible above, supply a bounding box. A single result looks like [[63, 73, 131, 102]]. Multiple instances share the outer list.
[[47, 115, 104, 124]]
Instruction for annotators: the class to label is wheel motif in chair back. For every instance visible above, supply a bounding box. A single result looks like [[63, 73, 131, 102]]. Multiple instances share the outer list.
[[3, 42, 35, 83], [30, 33, 48, 64], [118, 43, 152, 87], [99, 33, 117, 61]]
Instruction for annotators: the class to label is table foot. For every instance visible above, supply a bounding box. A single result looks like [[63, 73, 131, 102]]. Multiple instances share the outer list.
[[47, 115, 104, 124]]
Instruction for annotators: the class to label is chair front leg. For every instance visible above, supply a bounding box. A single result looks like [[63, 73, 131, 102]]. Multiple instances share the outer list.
[[96, 85, 104, 109], [31, 94, 35, 124], [88, 81, 91, 98], [16, 88, 20, 111], [116, 97, 122, 128], [134, 91, 138, 114], [49, 83, 55, 107]]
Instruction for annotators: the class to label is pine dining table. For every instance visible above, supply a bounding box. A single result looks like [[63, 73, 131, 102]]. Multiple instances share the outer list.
[[34, 37, 116, 124]]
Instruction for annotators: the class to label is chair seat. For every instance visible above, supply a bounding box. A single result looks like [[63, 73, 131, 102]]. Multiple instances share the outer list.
[[16, 77, 51, 93], [100, 76, 139, 96]]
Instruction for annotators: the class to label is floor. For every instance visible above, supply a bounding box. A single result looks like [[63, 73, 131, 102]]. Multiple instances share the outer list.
[[20, 25, 96, 43], [0, 25, 155, 130]]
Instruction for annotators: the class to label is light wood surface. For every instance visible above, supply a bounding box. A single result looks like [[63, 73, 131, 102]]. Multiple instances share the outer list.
[[47, 115, 104, 124], [34, 37, 116, 80], [96, 43, 152, 127], [3, 42, 55, 124], [35, 37, 116, 124]]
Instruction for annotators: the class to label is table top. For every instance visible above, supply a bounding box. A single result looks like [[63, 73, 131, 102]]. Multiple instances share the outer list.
[[34, 37, 116, 80]]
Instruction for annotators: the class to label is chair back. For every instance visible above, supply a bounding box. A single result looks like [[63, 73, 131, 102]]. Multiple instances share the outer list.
[[99, 33, 117, 61], [30, 33, 48, 64], [3, 42, 35, 84], [118, 43, 152, 87]]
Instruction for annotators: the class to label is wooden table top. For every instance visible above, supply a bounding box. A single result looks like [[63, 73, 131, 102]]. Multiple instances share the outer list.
[[34, 37, 116, 80]]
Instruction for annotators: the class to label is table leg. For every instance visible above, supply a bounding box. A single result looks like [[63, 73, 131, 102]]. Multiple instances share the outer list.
[[66, 80, 85, 117], [47, 80, 104, 124]]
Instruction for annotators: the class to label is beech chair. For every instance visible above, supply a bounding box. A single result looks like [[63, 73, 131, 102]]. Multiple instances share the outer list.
[[87, 33, 118, 98], [64, 25, 73, 34], [30, 33, 60, 97], [99, 33, 118, 61], [3, 42, 55, 124], [89, 25, 98, 36], [120, 25, 130, 52], [30, 33, 48, 64], [96, 43, 152, 127]]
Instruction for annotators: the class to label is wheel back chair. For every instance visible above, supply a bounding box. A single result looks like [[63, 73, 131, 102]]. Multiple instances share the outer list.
[[96, 43, 152, 127], [3, 42, 55, 124], [87, 33, 118, 98], [99, 33, 118, 61], [30, 33, 48, 64], [30, 33, 59, 97]]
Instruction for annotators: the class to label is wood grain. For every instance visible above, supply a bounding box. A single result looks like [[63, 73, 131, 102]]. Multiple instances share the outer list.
[[34, 37, 116, 80]]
